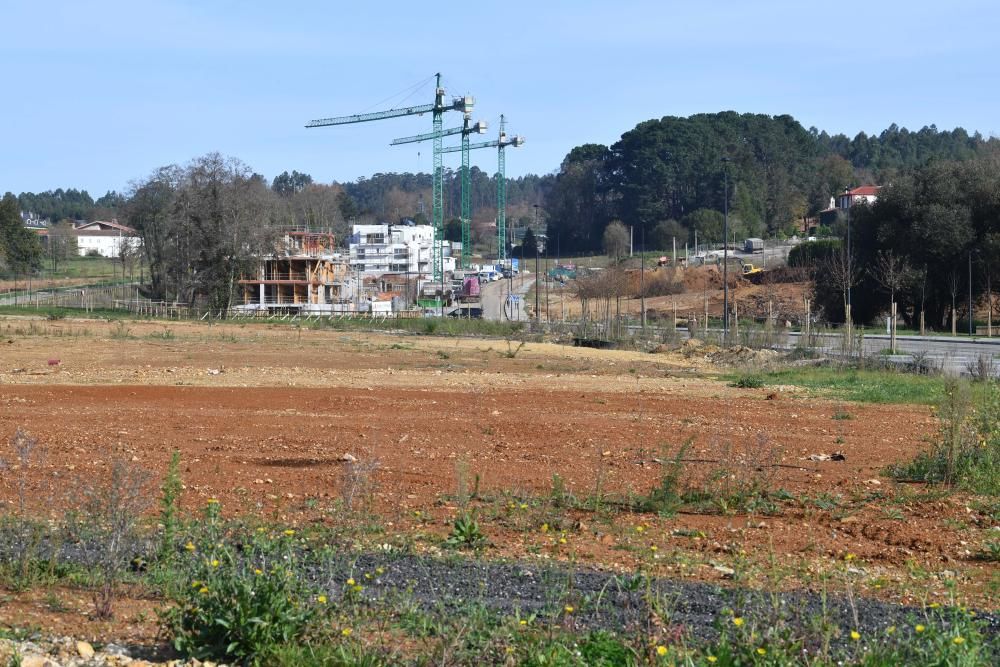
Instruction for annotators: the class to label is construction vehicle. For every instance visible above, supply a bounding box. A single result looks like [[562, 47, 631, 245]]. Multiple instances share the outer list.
[[738, 258, 765, 283]]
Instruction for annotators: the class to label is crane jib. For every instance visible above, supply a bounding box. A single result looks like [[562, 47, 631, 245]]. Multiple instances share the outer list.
[[305, 103, 437, 128]]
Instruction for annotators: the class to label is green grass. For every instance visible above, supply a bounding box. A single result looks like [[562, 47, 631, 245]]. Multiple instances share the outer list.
[[731, 366, 948, 404]]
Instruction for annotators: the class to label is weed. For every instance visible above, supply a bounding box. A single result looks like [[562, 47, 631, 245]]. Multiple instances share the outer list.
[[110, 320, 133, 339], [69, 457, 152, 619], [340, 455, 381, 513], [158, 450, 182, 564], [162, 501, 323, 665], [889, 378, 1000, 494], [502, 338, 526, 358], [832, 411, 853, 420], [638, 440, 690, 515], [445, 510, 487, 551], [966, 353, 997, 381], [975, 540, 1000, 562]]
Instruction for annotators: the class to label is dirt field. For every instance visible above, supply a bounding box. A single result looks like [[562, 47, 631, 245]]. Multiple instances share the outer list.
[[0, 315, 995, 641]]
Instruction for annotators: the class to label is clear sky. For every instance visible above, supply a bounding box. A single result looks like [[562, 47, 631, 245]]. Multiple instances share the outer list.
[[3, 0, 998, 197]]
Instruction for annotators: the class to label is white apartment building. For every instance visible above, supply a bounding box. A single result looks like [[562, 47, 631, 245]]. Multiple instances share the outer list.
[[348, 223, 454, 276]]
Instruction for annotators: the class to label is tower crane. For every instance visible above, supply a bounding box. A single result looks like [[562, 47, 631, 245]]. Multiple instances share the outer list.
[[305, 73, 473, 280], [390, 115, 488, 269], [441, 114, 524, 263]]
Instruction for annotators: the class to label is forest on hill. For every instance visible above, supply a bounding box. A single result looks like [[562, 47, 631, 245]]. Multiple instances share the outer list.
[[545, 113, 999, 253]]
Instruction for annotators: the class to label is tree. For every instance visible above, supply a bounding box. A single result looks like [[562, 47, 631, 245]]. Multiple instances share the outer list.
[[271, 170, 313, 197], [47, 220, 78, 272], [521, 228, 538, 256], [602, 221, 629, 261], [869, 250, 909, 350], [125, 154, 280, 310], [0, 193, 44, 275], [683, 209, 724, 246], [443, 218, 463, 242], [650, 219, 685, 252]]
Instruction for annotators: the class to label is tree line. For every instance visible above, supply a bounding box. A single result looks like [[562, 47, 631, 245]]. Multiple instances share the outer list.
[[543, 113, 999, 254]]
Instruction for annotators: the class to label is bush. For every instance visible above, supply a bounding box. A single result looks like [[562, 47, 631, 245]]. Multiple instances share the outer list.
[[731, 374, 765, 389]]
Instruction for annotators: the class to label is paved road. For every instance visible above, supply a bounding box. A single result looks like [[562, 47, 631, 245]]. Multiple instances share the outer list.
[[787, 331, 1000, 376], [481, 274, 535, 321]]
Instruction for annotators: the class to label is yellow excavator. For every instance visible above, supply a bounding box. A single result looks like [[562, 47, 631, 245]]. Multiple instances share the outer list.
[[738, 258, 765, 283]]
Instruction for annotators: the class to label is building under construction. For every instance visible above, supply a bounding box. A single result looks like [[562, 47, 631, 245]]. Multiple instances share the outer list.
[[238, 231, 356, 313]]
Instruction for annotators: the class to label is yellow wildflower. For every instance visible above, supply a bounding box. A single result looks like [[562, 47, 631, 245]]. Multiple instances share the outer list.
[[953, 636, 965, 645], [199, 586, 209, 594], [756, 647, 767, 656], [564, 605, 574, 614], [283, 529, 295, 537], [341, 628, 352, 637], [317, 595, 327, 604], [707, 657, 718, 664], [915, 624, 925, 633], [184, 542, 196, 551], [656, 645, 667, 656], [210, 559, 220, 568], [732, 617, 744, 627], [346, 577, 355, 586], [850, 630, 861, 641]]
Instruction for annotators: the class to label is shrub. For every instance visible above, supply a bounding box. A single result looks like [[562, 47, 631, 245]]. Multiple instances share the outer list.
[[731, 374, 765, 389]]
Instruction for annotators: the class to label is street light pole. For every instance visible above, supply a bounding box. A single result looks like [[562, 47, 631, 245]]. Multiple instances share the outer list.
[[533, 204, 540, 323], [722, 157, 731, 342]]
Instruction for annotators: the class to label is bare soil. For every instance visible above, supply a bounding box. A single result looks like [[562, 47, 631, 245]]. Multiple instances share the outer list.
[[0, 316, 995, 641]]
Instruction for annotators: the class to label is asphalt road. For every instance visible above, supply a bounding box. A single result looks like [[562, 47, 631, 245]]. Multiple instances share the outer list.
[[787, 331, 1000, 376], [481, 273, 535, 322]]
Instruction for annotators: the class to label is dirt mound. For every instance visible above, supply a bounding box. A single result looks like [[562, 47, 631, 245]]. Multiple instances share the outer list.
[[706, 344, 780, 366]]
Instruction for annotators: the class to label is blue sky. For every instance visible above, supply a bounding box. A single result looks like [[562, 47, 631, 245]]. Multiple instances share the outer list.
[[3, 0, 998, 196]]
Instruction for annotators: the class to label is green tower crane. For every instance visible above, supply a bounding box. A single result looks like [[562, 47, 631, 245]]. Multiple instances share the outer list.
[[390, 114, 487, 269], [305, 73, 472, 280], [441, 114, 524, 263]]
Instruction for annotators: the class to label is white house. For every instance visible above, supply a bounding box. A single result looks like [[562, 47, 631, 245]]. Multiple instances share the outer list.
[[348, 223, 453, 276], [74, 220, 142, 258], [837, 185, 881, 210]]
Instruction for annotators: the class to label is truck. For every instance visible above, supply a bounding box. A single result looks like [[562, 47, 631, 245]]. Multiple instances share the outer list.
[[744, 238, 764, 253]]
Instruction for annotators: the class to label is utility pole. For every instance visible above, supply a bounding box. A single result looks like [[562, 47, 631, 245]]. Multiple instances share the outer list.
[[969, 250, 974, 336], [533, 204, 540, 323]]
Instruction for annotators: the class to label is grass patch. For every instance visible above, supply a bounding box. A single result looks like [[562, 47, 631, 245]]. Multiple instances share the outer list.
[[739, 366, 948, 404]]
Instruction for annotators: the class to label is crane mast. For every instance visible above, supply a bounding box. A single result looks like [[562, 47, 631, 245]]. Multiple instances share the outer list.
[[390, 115, 487, 269], [440, 115, 524, 264], [306, 73, 472, 281]]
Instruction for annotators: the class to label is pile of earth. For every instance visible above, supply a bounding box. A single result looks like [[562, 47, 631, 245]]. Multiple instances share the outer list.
[[706, 344, 781, 366]]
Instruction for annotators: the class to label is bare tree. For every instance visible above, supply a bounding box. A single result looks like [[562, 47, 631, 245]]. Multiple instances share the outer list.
[[822, 246, 858, 335], [869, 250, 909, 351]]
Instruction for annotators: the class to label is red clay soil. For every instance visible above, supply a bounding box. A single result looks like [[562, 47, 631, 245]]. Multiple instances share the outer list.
[[0, 317, 995, 629]]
